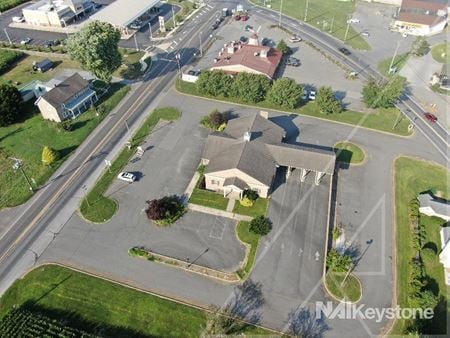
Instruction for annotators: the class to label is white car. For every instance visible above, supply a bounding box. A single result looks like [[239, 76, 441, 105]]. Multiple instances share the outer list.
[[308, 90, 316, 101], [117, 171, 136, 183], [289, 35, 302, 43], [402, 32, 408, 38], [361, 31, 370, 37], [20, 37, 32, 45], [347, 18, 360, 24], [12, 16, 25, 23]]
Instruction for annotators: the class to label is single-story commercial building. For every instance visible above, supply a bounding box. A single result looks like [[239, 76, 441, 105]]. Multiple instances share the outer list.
[[210, 34, 283, 79], [22, 0, 93, 27], [35, 73, 97, 122], [90, 0, 161, 36], [418, 192, 450, 221], [392, 0, 449, 36], [201, 112, 336, 198]]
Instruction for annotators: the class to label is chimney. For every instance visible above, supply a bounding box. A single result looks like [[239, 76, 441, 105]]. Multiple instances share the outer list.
[[260, 49, 268, 58], [243, 130, 251, 142], [259, 111, 268, 119], [227, 46, 235, 54]]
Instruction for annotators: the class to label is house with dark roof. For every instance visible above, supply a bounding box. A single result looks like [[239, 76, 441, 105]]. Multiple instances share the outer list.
[[393, 0, 448, 36], [418, 192, 450, 221], [209, 34, 283, 79], [201, 112, 336, 198], [35, 73, 97, 122]]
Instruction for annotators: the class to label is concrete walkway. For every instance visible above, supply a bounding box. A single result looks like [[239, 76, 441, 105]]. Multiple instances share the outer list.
[[188, 203, 252, 222], [226, 199, 236, 212], [183, 171, 200, 204]]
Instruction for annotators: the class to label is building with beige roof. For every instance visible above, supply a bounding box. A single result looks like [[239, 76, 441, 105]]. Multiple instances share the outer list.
[[201, 112, 336, 198]]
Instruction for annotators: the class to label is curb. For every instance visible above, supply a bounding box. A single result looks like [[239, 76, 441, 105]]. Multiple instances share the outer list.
[[323, 270, 363, 305], [333, 141, 368, 167]]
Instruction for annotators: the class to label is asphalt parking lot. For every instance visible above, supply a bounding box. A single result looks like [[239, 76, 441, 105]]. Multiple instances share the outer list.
[[195, 11, 367, 112]]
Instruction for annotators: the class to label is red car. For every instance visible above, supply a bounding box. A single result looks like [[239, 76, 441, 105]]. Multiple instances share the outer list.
[[424, 113, 437, 123], [234, 15, 241, 21], [241, 15, 248, 21]]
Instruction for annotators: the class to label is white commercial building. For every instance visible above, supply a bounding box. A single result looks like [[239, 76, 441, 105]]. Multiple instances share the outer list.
[[22, 0, 92, 27]]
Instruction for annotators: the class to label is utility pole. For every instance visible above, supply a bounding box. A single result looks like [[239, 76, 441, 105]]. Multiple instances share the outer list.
[[389, 40, 401, 73], [10, 157, 33, 192], [344, 16, 351, 41], [330, 16, 334, 32], [148, 22, 153, 40], [199, 31, 203, 57], [134, 33, 139, 51], [3, 28, 11, 45], [304, 0, 309, 22], [172, 5, 176, 28], [278, 0, 283, 27]]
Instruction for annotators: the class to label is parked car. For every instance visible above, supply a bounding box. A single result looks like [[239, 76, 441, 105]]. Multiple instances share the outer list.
[[347, 18, 360, 23], [338, 47, 351, 56], [361, 31, 370, 37], [93, 2, 102, 9], [308, 90, 316, 101], [212, 22, 219, 29], [239, 36, 248, 43], [20, 37, 32, 45], [302, 89, 308, 100], [286, 57, 300, 66], [424, 113, 437, 123], [289, 35, 302, 43], [117, 172, 136, 183], [241, 15, 248, 21], [44, 40, 59, 48], [261, 38, 273, 46], [234, 15, 241, 21], [245, 24, 253, 32], [12, 16, 25, 23], [402, 32, 408, 38]]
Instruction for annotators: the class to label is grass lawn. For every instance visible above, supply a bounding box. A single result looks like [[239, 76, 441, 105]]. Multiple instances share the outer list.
[[0, 0, 28, 11], [431, 43, 450, 64], [177, 80, 412, 136], [0, 83, 130, 208], [334, 141, 365, 164], [251, 0, 370, 50], [114, 49, 151, 80], [0, 54, 80, 87], [325, 271, 361, 303], [189, 188, 229, 211], [236, 221, 261, 279], [80, 107, 182, 223], [0, 265, 268, 337], [378, 52, 410, 77], [233, 198, 269, 218], [393, 157, 449, 334]]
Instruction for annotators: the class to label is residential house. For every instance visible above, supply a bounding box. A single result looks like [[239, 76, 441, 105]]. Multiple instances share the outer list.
[[35, 73, 97, 122], [418, 192, 450, 221], [439, 227, 450, 285], [201, 112, 336, 198]]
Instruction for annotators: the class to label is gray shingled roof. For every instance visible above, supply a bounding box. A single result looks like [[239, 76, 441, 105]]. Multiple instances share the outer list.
[[202, 113, 335, 186], [41, 73, 89, 112], [418, 193, 450, 217], [223, 177, 249, 190]]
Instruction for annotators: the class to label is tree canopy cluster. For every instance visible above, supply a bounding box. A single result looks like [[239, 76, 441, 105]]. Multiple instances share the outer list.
[[201, 109, 227, 130], [362, 78, 405, 109], [316, 86, 342, 114], [411, 37, 430, 57], [145, 195, 186, 225], [249, 216, 272, 236], [196, 71, 304, 109], [0, 83, 22, 127], [326, 249, 353, 273], [67, 21, 122, 83]]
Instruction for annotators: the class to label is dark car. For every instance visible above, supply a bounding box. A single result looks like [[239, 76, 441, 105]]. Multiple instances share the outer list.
[[261, 38, 273, 46], [212, 22, 219, 29], [424, 113, 437, 123], [239, 36, 248, 43], [234, 15, 241, 21], [339, 47, 351, 56], [44, 40, 60, 48], [286, 57, 300, 67]]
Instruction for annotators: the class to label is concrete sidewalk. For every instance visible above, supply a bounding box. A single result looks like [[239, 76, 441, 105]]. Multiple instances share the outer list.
[[188, 203, 252, 222]]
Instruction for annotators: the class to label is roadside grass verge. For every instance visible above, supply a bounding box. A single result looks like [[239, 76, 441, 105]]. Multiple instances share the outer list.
[[114, 49, 151, 80], [431, 43, 450, 64], [377, 52, 409, 80], [236, 221, 261, 279], [233, 198, 269, 218], [0, 83, 129, 208], [392, 157, 449, 334], [334, 141, 365, 164], [325, 271, 361, 303], [0, 0, 28, 12], [80, 107, 182, 223], [0, 265, 268, 337], [176, 80, 412, 136], [189, 188, 229, 211], [251, 0, 370, 50]]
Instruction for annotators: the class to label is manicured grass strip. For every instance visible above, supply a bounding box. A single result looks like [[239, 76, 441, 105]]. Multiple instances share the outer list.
[[233, 198, 269, 218], [0, 265, 269, 337], [378, 53, 410, 77], [189, 188, 229, 210], [252, 0, 370, 50], [0, 83, 129, 209], [325, 271, 361, 303], [392, 157, 449, 334], [236, 221, 261, 278], [80, 107, 182, 223], [334, 141, 365, 164], [431, 43, 450, 64], [0, 0, 28, 12], [176, 80, 411, 136]]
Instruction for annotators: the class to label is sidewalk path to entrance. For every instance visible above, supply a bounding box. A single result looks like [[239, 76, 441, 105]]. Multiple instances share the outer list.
[[188, 203, 252, 222], [226, 199, 236, 212]]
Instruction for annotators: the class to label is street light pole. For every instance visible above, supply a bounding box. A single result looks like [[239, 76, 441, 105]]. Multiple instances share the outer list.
[[199, 31, 203, 57], [304, 0, 309, 22], [10, 157, 33, 192], [172, 5, 176, 28], [344, 16, 351, 41], [389, 40, 401, 73], [134, 33, 139, 51], [148, 22, 153, 40], [3, 28, 11, 45], [278, 0, 283, 27]]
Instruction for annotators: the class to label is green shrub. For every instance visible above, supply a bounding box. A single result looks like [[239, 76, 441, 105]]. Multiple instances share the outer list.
[[326, 249, 352, 273], [239, 197, 254, 207], [244, 189, 259, 201], [146, 195, 186, 226], [0, 49, 23, 74], [249, 216, 272, 236]]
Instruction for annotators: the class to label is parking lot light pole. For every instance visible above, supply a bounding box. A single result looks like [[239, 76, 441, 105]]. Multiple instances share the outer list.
[[172, 5, 176, 28], [10, 157, 33, 192], [344, 16, 351, 41], [148, 22, 153, 40], [304, 0, 309, 22], [278, 0, 283, 27], [3, 28, 12, 45], [199, 31, 203, 57]]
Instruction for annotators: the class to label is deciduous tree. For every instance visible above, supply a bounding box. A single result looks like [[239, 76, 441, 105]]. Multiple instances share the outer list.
[[249, 216, 272, 236], [362, 77, 404, 109], [316, 86, 342, 114], [196, 70, 233, 97], [0, 83, 22, 127], [67, 21, 122, 82], [41, 146, 59, 166], [267, 77, 303, 109], [411, 37, 430, 57], [277, 39, 290, 54], [231, 72, 271, 103], [326, 249, 353, 273]]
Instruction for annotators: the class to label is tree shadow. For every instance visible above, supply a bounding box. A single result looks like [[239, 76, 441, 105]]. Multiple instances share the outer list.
[[70, 119, 89, 131], [422, 241, 438, 254], [58, 145, 78, 159], [287, 306, 331, 338]]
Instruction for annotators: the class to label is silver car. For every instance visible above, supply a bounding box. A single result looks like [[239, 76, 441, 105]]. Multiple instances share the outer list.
[[117, 171, 136, 183]]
